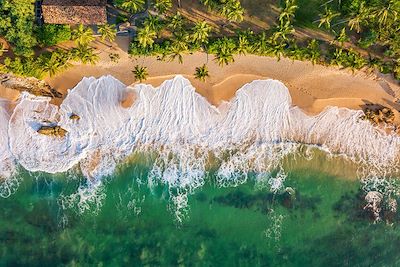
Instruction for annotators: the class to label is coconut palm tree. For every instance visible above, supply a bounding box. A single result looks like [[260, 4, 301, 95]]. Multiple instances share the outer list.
[[221, 1, 244, 22], [72, 45, 99, 65], [194, 64, 209, 81], [169, 12, 184, 30], [98, 24, 117, 43], [154, 0, 172, 14], [215, 46, 235, 66], [271, 23, 295, 43], [143, 14, 163, 33], [254, 32, 268, 55], [132, 65, 148, 82], [306, 39, 321, 65], [171, 30, 190, 51], [41, 51, 71, 77], [347, 2, 368, 33], [332, 27, 348, 46], [120, 0, 145, 13], [372, 0, 398, 27], [168, 44, 186, 64], [191, 21, 212, 45], [72, 24, 95, 46], [317, 7, 340, 29], [279, 0, 298, 26], [136, 25, 157, 48]]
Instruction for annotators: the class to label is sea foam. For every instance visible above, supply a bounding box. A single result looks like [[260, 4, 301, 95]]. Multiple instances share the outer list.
[[1, 75, 399, 191]]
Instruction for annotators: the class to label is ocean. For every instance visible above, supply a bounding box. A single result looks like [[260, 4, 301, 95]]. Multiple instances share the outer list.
[[0, 76, 399, 266]]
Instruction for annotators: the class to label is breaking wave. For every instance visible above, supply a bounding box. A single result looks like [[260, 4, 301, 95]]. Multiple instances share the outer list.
[[1, 75, 399, 208]]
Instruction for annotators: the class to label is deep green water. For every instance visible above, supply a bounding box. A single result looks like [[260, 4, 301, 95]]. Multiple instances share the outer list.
[[1, 158, 400, 267]]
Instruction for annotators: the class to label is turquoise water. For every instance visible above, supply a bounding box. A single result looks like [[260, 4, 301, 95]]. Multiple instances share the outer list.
[[1, 154, 400, 266]]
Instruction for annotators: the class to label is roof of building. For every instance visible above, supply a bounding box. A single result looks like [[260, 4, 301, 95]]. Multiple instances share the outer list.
[[42, 0, 107, 25], [43, 0, 107, 6]]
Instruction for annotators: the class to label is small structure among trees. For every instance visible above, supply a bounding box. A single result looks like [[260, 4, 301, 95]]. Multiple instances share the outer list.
[[42, 0, 107, 25]]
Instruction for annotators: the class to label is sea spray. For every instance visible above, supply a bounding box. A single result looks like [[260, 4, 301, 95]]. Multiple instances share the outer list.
[[1, 75, 400, 213]]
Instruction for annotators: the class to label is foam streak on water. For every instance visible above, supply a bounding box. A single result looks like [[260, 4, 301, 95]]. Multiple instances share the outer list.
[[1, 75, 399, 194]]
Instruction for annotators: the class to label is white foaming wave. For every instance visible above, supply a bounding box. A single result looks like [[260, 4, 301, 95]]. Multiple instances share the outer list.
[[2, 75, 400, 187], [0, 99, 15, 180]]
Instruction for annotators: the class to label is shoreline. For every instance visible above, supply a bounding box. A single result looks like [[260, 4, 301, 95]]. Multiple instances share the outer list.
[[1, 48, 400, 117], [42, 48, 400, 116]]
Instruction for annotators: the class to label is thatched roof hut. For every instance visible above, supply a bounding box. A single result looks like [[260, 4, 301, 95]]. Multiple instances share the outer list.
[[42, 0, 107, 25]]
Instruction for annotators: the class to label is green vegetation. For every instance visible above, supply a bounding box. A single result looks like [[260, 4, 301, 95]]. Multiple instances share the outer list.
[[132, 65, 148, 82], [116, 0, 146, 13], [0, 0, 398, 81], [199, 0, 244, 22], [36, 24, 72, 47], [127, 0, 400, 80], [194, 64, 209, 81], [0, 0, 37, 57], [98, 24, 117, 43]]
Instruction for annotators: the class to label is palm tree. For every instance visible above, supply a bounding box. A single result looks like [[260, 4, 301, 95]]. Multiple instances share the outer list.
[[317, 7, 340, 29], [191, 21, 212, 45], [215, 46, 235, 66], [236, 35, 250, 55], [221, 1, 244, 23], [169, 12, 184, 30], [171, 30, 190, 51], [306, 39, 321, 65], [279, 0, 298, 25], [132, 65, 148, 82], [143, 15, 163, 35], [194, 64, 209, 81], [136, 25, 157, 48], [254, 32, 268, 55], [271, 23, 295, 43], [98, 24, 117, 43], [72, 45, 99, 65], [372, 0, 398, 27], [72, 24, 95, 46], [347, 2, 368, 33], [333, 27, 348, 46], [41, 52, 70, 77], [154, 0, 172, 14], [168, 44, 186, 64], [0, 43, 8, 57], [120, 0, 145, 13]]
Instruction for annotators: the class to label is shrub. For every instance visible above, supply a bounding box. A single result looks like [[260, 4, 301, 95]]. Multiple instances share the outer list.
[[36, 24, 72, 47]]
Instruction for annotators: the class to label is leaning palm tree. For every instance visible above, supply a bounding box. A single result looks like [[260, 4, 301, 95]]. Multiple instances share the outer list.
[[317, 7, 340, 29], [191, 21, 212, 45], [136, 25, 157, 48], [132, 65, 148, 82], [72, 24, 95, 46], [154, 0, 172, 14], [168, 44, 186, 64], [120, 0, 145, 13], [194, 64, 209, 82], [98, 24, 117, 43]]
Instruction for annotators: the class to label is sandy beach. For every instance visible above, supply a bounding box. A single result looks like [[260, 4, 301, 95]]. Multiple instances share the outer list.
[[40, 39, 400, 116], [1, 38, 399, 117]]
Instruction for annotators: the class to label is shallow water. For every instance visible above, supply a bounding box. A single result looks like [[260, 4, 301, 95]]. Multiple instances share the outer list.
[[1, 153, 400, 267]]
